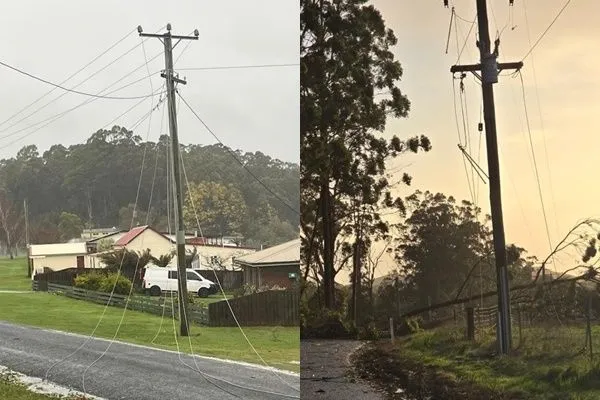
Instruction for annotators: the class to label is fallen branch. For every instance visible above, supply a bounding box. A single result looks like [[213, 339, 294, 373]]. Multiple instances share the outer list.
[[400, 272, 591, 320]]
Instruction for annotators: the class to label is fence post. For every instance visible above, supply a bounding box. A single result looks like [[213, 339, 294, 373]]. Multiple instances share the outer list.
[[517, 304, 523, 346], [587, 293, 593, 363], [389, 317, 395, 345], [466, 306, 475, 341]]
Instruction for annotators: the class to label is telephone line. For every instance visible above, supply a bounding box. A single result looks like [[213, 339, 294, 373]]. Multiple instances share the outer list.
[[177, 63, 299, 71], [0, 60, 158, 100], [177, 91, 300, 216], [0, 30, 165, 134], [521, 0, 572, 61], [0, 27, 137, 129]]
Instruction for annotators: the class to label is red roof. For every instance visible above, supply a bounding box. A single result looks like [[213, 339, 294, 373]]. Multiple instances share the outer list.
[[114, 225, 149, 246], [186, 237, 208, 245]]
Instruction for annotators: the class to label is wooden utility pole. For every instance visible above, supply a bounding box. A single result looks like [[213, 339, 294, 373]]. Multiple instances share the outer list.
[[450, 0, 523, 354], [24, 199, 30, 277], [139, 24, 198, 336]]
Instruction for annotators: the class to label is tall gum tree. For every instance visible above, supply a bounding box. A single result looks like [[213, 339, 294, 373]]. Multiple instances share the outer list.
[[301, 0, 431, 308]]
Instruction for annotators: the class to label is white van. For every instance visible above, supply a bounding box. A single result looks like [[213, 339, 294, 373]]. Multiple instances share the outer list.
[[143, 267, 217, 297]]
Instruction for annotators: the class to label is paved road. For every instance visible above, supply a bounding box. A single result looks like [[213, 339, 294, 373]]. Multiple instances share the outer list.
[[0, 321, 299, 400], [301, 340, 384, 400]]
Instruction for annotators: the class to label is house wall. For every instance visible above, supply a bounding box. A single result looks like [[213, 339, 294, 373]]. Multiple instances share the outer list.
[[124, 230, 175, 258], [31, 254, 92, 275], [187, 245, 256, 269]]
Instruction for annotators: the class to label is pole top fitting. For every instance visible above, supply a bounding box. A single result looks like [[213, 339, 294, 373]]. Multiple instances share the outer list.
[[167, 23, 172, 31]]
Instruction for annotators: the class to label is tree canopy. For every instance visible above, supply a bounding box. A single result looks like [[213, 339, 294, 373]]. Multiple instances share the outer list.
[[393, 190, 536, 311], [300, 0, 431, 308], [0, 125, 299, 250]]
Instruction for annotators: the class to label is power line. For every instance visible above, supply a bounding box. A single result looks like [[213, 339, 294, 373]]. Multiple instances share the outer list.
[[0, 85, 165, 152], [0, 27, 137, 129], [452, 76, 475, 203], [0, 53, 166, 145], [518, 71, 555, 271], [177, 63, 299, 71], [521, 0, 572, 61], [176, 91, 300, 217], [522, 0, 561, 239], [0, 60, 159, 100], [0, 27, 165, 134]]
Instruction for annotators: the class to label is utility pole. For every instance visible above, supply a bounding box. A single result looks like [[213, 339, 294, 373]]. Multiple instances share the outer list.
[[450, 0, 523, 354], [139, 24, 198, 336], [24, 199, 30, 277]]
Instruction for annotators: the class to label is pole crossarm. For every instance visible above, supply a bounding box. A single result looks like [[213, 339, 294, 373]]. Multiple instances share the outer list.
[[450, 61, 524, 74]]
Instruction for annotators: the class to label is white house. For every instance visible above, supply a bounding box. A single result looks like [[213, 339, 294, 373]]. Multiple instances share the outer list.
[[29, 242, 91, 276], [185, 241, 256, 270]]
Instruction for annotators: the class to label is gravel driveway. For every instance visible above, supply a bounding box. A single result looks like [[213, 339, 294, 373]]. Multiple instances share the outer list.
[[300, 340, 384, 399]]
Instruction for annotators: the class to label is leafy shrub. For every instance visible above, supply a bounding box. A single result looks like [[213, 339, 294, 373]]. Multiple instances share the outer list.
[[406, 316, 424, 333], [301, 309, 356, 339], [358, 322, 381, 340], [98, 272, 132, 295], [74, 272, 105, 291]]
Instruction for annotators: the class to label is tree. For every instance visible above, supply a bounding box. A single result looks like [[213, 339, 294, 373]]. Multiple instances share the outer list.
[[0, 190, 23, 258], [183, 181, 247, 238], [97, 238, 115, 252], [0, 127, 298, 252], [99, 248, 154, 288], [394, 191, 535, 313], [394, 191, 493, 308], [58, 212, 84, 241], [300, 0, 431, 309]]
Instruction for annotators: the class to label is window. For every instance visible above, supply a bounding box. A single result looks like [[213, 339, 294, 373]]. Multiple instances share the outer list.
[[186, 271, 200, 281], [168, 271, 178, 280]]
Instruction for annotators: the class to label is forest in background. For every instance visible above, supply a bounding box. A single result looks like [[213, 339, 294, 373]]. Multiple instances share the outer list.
[[0, 125, 299, 254]]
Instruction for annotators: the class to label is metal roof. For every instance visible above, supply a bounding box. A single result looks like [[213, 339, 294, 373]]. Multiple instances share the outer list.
[[29, 242, 88, 257], [234, 239, 300, 267]]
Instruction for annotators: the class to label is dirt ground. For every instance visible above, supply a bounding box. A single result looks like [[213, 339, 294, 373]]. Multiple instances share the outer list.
[[300, 340, 386, 400], [352, 341, 525, 400]]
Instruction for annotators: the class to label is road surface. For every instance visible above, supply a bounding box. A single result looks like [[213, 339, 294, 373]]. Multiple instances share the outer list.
[[0, 321, 299, 400], [301, 340, 384, 399]]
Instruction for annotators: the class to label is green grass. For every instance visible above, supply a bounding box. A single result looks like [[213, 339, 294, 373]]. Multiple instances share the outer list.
[[393, 324, 600, 399], [0, 257, 30, 291], [0, 372, 86, 399], [0, 292, 299, 372]]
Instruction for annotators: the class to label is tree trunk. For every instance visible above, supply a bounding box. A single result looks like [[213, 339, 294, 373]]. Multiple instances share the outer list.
[[321, 182, 335, 309]]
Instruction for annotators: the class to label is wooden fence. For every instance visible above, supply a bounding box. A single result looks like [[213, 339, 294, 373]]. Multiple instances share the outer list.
[[46, 283, 209, 325], [208, 290, 299, 326], [33, 268, 91, 287], [195, 270, 243, 291]]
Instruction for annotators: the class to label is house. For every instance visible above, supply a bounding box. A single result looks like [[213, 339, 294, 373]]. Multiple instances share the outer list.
[[114, 225, 175, 258], [81, 227, 121, 240], [29, 242, 92, 276], [185, 242, 256, 269], [234, 239, 300, 289], [85, 230, 127, 253]]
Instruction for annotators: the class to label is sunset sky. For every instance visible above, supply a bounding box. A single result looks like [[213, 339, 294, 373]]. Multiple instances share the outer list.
[[338, 0, 598, 283]]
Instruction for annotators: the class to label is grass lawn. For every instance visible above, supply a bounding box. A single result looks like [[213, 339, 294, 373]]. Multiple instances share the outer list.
[[391, 324, 600, 399], [0, 292, 299, 372], [0, 257, 30, 291], [0, 373, 86, 400]]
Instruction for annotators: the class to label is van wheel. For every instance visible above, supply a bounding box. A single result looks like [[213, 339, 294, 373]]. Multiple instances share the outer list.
[[198, 288, 209, 298], [149, 286, 162, 296]]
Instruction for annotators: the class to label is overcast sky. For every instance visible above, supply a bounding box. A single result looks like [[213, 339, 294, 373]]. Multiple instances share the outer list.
[[0, 0, 299, 163], [340, 0, 598, 283]]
